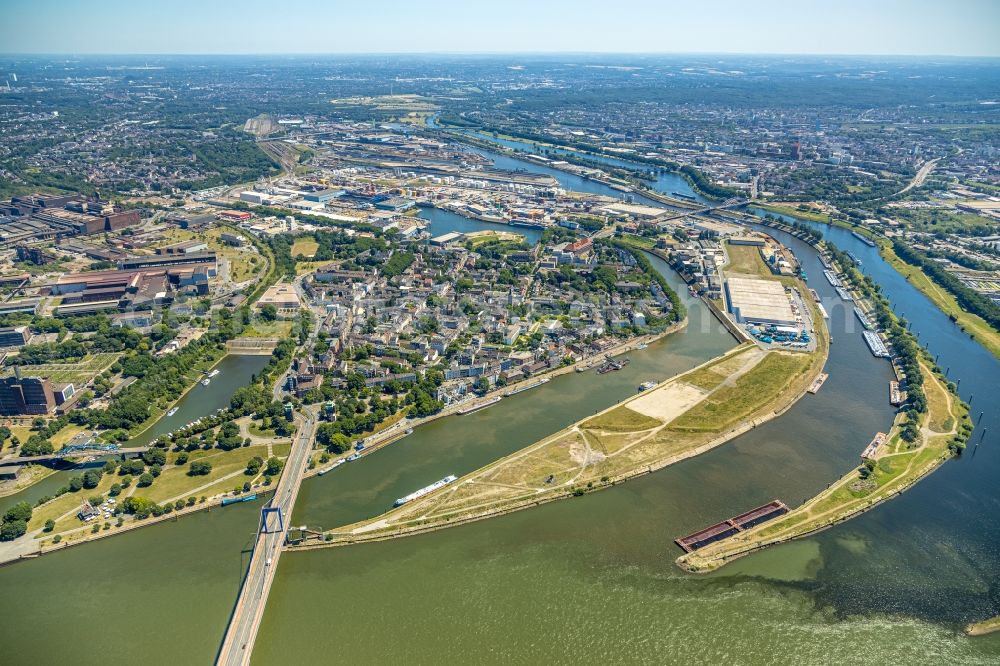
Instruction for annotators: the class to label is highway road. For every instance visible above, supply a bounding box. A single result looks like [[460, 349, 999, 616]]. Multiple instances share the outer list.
[[899, 158, 939, 195], [216, 409, 316, 666]]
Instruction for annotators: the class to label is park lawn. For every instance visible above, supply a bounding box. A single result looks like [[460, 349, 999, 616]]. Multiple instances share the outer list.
[[291, 238, 319, 258], [581, 406, 661, 432], [51, 424, 88, 450], [669, 352, 811, 432], [28, 471, 121, 534], [755, 202, 831, 224], [881, 243, 1000, 360], [1, 352, 119, 386], [135, 444, 276, 504], [678, 361, 964, 572], [724, 242, 773, 278], [7, 425, 34, 448], [243, 319, 295, 338]]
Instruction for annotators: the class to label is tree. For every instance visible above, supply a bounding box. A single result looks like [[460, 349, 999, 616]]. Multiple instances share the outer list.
[[43, 519, 56, 533], [143, 448, 167, 466], [260, 304, 278, 322], [82, 469, 102, 489], [264, 457, 284, 476], [188, 460, 213, 476], [137, 473, 155, 487], [245, 456, 263, 476], [3, 501, 32, 524], [0, 520, 27, 541]]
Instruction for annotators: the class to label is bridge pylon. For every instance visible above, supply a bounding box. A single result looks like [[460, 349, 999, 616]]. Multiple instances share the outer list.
[[260, 506, 284, 534]]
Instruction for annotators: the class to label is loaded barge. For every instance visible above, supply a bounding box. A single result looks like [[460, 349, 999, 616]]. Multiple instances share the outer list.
[[852, 230, 877, 247], [862, 330, 890, 358], [675, 500, 790, 553], [835, 286, 854, 302], [854, 307, 874, 330]]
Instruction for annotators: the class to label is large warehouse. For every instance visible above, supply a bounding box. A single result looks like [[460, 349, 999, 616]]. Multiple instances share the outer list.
[[725, 276, 797, 326]]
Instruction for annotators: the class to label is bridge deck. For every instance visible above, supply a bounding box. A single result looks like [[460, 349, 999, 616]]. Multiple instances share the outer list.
[[215, 411, 315, 666]]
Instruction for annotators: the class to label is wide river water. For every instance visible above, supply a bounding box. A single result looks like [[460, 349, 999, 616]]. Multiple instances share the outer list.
[[0, 148, 998, 664]]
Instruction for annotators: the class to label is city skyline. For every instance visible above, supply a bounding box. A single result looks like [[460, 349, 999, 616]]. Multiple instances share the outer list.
[[2, 0, 999, 57]]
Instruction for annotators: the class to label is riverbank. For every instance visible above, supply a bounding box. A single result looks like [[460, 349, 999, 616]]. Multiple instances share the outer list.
[[879, 242, 1000, 360], [676, 356, 967, 572], [443, 125, 729, 202], [750, 204, 1000, 361], [966, 616, 1000, 637], [296, 305, 827, 548], [301, 321, 688, 480]]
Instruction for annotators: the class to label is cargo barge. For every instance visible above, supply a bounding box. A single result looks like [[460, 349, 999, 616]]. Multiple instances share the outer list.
[[852, 230, 877, 247], [457, 396, 502, 415], [854, 307, 874, 330], [221, 494, 257, 506], [503, 377, 550, 397], [862, 330, 890, 358], [835, 286, 854, 302], [394, 474, 458, 507], [675, 500, 790, 553]]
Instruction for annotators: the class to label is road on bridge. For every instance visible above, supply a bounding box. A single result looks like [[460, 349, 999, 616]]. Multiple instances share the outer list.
[[215, 409, 316, 666]]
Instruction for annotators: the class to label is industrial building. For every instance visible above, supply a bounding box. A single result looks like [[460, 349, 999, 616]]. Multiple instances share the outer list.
[[257, 284, 302, 314], [303, 188, 346, 203], [155, 240, 209, 256], [725, 276, 797, 326], [0, 194, 139, 245], [0, 326, 31, 348], [0, 375, 56, 415]]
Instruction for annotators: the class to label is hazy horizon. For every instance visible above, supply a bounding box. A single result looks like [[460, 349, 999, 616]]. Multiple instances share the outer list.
[[2, 0, 998, 57]]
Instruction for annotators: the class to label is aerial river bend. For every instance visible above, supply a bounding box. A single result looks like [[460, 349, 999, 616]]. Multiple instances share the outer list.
[[0, 149, 998, 664]]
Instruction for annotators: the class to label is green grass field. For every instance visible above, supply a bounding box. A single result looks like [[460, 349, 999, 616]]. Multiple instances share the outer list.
[[881, 244, 1000, 360], [3, 353, 119, 386]]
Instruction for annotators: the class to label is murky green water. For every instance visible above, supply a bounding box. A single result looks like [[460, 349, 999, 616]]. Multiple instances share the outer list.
[[1, 160, 998, 664]]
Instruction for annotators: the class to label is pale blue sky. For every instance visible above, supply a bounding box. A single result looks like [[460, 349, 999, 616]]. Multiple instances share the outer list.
[[2, 0, 998, 56]]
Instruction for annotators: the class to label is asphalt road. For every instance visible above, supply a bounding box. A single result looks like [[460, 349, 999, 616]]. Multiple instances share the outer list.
[[216, 411, 316, 666]]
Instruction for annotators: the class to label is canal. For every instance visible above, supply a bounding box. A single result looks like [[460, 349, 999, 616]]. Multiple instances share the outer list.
[[0, 354, 270, 522], [0, 152, 998, 663]]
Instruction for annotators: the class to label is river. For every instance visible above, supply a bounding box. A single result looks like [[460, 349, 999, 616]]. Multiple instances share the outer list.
[[0, 153, 998, 663], [0, 354, 269, 523]]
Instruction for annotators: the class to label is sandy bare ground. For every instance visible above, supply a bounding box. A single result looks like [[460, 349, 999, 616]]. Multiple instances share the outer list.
[[628, 383, 707, 423]]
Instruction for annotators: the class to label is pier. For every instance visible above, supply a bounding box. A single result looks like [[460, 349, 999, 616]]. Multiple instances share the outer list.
[[675, 500, 789, 553], [861, 432, 887, 460], [807, 373, 829, 394]]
